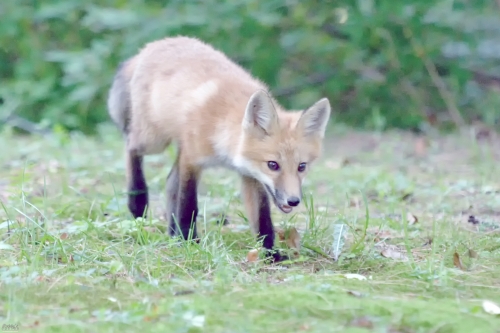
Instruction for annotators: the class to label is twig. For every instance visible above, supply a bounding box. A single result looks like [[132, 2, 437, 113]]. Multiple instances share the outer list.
[[2, 115, 51, 135], [471, 70, 500, 88], [274, 71, 336, 97], [0, 102, 51, 135], [422, 57, 465, 127], [405, 27, 465, 128], [322, 23, 350, 41]]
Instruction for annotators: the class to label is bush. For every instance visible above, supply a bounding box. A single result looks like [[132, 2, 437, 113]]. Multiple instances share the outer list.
[[1, 0, 500, 134]]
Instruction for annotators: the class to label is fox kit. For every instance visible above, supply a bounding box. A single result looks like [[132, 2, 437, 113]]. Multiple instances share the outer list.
[[107, 36, 331, 261]]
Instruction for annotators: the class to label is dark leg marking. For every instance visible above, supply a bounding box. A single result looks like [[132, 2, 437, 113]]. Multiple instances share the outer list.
[[127, 152, 149, 219], [256, 185, 287, 262], [176, 170, 199, 242]]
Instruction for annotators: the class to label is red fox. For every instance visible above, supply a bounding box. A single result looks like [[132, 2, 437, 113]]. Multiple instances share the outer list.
[[107, 36, 331, 261]]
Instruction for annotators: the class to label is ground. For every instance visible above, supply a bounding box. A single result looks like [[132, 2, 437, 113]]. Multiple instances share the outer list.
[[0, 124, 499, 332]]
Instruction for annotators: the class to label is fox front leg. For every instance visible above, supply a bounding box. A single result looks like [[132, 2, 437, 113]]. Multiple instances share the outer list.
[[241, 176, 287, 262]]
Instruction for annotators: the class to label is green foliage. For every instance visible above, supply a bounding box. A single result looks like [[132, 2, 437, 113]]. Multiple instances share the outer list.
[[1, 0, 500, 133]]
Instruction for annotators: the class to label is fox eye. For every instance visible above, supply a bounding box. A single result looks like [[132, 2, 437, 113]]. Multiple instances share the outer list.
[[267, 161, 280, 171], [298, 162, 307, 172]]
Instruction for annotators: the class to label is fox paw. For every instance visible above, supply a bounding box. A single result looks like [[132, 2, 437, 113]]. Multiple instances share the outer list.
[[264, 250, 289, 263]]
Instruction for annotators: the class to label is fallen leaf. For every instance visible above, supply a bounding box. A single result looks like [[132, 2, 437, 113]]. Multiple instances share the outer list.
[[247, 249, 259, 262], [277, 229, 285, 241], [216, 217, 229, 225], [350, 316, 374, 329], [414, 136, 427, 157], [482, 300, 500, 315], [60, 233, 69, 240], [426, 112, 438, 126], [143, 226, 158, 233], [468, 249, 478, 258], [347, 290, 363, 297], [474, 123, 492, 141], [286, 227, 301, 250], [325, 158, 350, 169], [174, 290, 195, 296], [400, 192, 413, 202], [299, 324, 310, 331], [277, 227, 301, 251], [343, 273, 367, 281], [381, 248, 408, 261], [27, 321, 39, 329], [468, 215, 480, 225], [349, 197, 361, 207], [142, 304, 159, 321], [371, 228, 394, 242], [453, 252, 465, 270], [422, 238, 433, 246], [406, 212, 418, 225], [332, 224, 347, 261]]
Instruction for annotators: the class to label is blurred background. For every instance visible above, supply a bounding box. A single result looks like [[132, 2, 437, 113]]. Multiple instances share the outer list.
[[1, 0, 500, 135]]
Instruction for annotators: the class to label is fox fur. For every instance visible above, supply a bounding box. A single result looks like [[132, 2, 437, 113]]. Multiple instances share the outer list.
[[107, 36, 331, 261]]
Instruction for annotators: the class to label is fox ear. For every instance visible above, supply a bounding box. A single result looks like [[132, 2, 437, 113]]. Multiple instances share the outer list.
[[298, 98, 331, 138], [243, 90, 278, 135]]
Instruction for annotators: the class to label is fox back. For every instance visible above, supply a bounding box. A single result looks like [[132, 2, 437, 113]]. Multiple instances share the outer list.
[[107, 36, 331, 262]]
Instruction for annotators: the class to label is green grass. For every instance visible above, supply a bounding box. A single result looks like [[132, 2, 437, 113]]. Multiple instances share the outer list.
[[0, 124, 499, 332]]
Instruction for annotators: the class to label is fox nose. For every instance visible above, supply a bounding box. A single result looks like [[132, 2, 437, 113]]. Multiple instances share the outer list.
[[287, 197, 300, 207]]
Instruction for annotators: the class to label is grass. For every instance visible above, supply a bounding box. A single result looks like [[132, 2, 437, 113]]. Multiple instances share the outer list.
[[0, 123, 499, 332]]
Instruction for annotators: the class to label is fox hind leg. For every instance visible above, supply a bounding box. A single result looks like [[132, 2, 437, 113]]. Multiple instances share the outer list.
[[126, 149, 149, 219]]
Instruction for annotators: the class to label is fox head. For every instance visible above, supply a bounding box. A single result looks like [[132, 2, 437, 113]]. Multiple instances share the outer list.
[[236, 90, 331, 213]]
